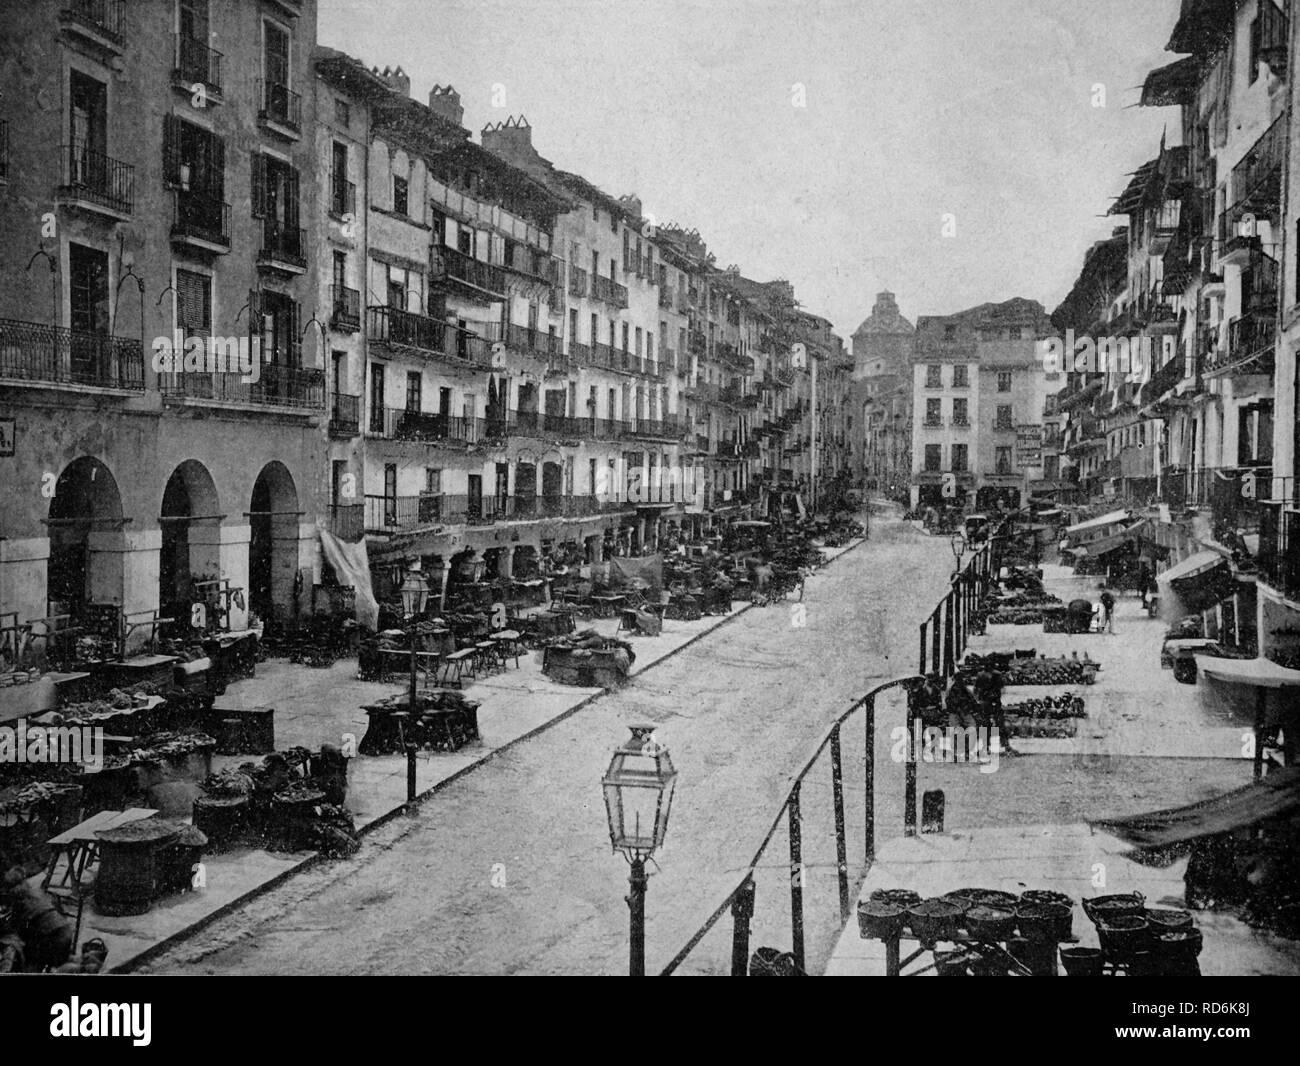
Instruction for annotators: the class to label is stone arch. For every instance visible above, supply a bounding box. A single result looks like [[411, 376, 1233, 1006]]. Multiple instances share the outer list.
[[47, 456, 125, 615], [159, 460, 222, 621], [248, 461, 300, 625]]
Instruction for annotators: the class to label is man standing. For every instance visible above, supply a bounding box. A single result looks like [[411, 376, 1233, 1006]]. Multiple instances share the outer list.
[[1100, 588, 1116, 634], [973, 664, 1018, 757]]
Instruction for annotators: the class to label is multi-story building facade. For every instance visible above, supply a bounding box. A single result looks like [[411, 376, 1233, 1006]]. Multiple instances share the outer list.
[[851, 290, 914, 499], [0, 0, 325, 649], [909, 299, 1054, 512]]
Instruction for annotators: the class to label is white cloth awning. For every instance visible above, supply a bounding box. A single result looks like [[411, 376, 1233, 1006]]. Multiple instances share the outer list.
[[1157, 550, 1228, 586], [1196, 656, 1300, 689], [1065, 509, 1133, 535]]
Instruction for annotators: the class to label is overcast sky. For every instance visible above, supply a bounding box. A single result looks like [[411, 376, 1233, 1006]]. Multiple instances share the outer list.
[[321, 0, 1180, 340]]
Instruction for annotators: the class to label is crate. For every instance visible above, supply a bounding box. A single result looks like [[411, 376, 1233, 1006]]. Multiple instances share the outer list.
[[202, 705, 275, 755]]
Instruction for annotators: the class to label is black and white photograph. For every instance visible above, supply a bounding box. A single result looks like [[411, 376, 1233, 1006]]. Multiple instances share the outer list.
[[0, 0, 1296, 1012]]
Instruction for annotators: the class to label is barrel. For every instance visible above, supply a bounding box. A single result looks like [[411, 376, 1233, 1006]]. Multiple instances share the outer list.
[[93, 820, 181, 917], [192, 794, 250, 851], [156, 825, 209, 896]]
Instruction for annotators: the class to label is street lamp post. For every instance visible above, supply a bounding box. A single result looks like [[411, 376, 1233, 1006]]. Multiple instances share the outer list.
[[949, 531, 967, 576], [399, 562, 430, 711], [602, 725, 677, 976]]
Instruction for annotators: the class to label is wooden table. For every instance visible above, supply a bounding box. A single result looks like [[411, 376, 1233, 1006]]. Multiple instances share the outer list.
[[42, 808, 158, 893], [489, 629, 525, 667]]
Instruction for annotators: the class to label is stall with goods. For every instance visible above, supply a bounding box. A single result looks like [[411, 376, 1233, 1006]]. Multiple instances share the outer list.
[[357, 690, 481, 755], [542, 631, 635, 688], [854, 885, 1201, 975]]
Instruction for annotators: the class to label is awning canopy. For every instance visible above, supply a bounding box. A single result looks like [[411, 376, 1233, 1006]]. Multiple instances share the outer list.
[[1069, 519, 1147, 557], [1157, 549, 1229, 587], [1196, 655, 1300, 690], [1065, 509, 1134, 535], [1092, 768, 1300, 849], [1140, 55, 1201, 107]]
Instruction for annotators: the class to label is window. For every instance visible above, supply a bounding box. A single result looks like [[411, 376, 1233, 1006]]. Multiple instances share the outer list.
[[369, 362, 385, 432], [425, 468, 441, 495], [457, 225, 472, 256], [995, 446, 1013, 474], [925, 364, 942, 388], [951, 444, 968, 472], [405, 371, 421, 412], [925, 398, 942, 425], [944, 324, 958, 339], [996, 404, 1013, 429], [335, 98, 350, 128], [635, 327, 643, 357], [1008, 326, 1022, 340], [997, 371, 1013, 392], [175, 268, 211, 341], [330, 141, 348, 214], [924, 444, 942, 472], [622, 322, 630, 352], [393, 175, 408, 216], [952, 398, 968, 425], [952, 364, 968, 388]]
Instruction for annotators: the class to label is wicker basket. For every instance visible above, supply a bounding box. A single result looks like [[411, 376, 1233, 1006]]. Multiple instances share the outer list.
[[1145, 907, 1193, 932], [1096, 914, 1150, 956], [965, 905, 1016, 942], [1083, 892, 1145, 924], [1016, 901, 1073, 942], [856, 900, 905, 940], [907, 898, 967, 943]]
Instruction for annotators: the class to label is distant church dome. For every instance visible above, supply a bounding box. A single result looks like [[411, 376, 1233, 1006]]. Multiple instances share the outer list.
[[853, 291, 914, 337]]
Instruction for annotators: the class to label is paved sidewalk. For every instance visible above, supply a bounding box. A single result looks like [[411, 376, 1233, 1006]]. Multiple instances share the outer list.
[[66, 537, 866, 972]]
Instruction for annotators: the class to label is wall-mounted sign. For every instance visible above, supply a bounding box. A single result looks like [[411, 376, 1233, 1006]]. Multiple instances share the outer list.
[[1015, 424, 1042, 469]]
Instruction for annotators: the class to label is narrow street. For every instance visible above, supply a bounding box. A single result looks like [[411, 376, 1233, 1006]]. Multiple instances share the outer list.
[[136, 506, 955, 975]]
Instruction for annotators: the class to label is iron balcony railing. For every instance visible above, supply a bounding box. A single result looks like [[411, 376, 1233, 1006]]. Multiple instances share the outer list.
[[506, 322, 561, 358], [328, 393, 361, 437], [61, 0, 124, 42], [258, 79, 302, 132], [502, 244, 561, 286], [159, 363, 324, 409], [326, 503, 365, 541], [591, 274, 629, 309], [623, 418, 688, 441], [330, 176, 356, 218], [1147, 349, 1191, 399], [0, 317, 144, 390], [1208, 312, 1277, 376], [172, 191, 231, 247], [1228, 112, 1285, 216], [439, 245, 507, 295], [363, 493, 625, 533], [59, 141, 134, 214], [568, 265, 589, 298], [258, 218, 306, 269], [1258, 498, 1300, 601], [368, 305, 446, 355], [331, 286, 361, 332], [175, 33, 222, 96], [368, 406, 507, 445], [1208, 465, 1273, 539]]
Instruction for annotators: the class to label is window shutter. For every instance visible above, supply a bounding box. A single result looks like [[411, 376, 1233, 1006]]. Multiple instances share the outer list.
[[287, 167, 301, 227], [290, 301, 302, 366], [163, 113, 181, 186], [251, 154, 266, 218], [210, 137, 225, 199], [247, 289, 261, 347]]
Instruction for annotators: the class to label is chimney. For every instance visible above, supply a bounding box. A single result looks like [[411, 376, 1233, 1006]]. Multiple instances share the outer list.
[[427, 84, 464, 127], [874, 291, 898, 315], [371, 65, 410, 97], [481, 115, 539, 170]]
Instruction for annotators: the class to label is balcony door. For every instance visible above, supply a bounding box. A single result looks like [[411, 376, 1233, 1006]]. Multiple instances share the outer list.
[[467, 474, 483, 521], [264, 21, 289, 93], [69, 71, 107, 188], [69, 244, 109, 382]]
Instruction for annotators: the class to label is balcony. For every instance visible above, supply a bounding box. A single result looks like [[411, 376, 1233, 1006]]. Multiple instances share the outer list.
[[368, 305, 447, 356], [59, 0, 124, 52], [369, 406, 502, 445], [0, 318, 143, 391], [57, 142, 134, 219], [1147, 350, 1191, 400], [658, 287, 676, 311], [921, 417, 944, 428], [329, 177, 356, 219], [437, 245, 506, 298], [170, 192, 230, 253], [568, 265, 589, 298], [331, 286, 361, 332], [159, 364, 324, 410], [326, 504, 364, 541], [623, 419, 688, 442], [1259, 502, 1300, 602], [257, 79, 302, 139], [591, 274, 629, 309], [1206, 312, 1276, 377], [256, 218, 306, 274], [174, 33, 222, 99], [1227, 113, 1285, 218], [688, 330, 708, 356], [992, 420, 1016, 433], [506, 322, 561, 359], [502, 244, 561, 287], [328, 393, 361, 438]]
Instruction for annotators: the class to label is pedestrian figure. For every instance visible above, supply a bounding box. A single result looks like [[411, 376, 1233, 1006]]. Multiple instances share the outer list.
[[973, 665, 1018, 756], [1100, 588, 1116, 634]]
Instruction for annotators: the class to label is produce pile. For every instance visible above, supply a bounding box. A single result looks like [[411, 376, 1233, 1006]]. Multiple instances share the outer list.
[[0, 780, 81, 816], [1003, 693, 1086, 719], [1000, 656, 1098, 686], [986, 608, 1050, 626], [544, 629, 636, 664], [128, 730, 216, 762]]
